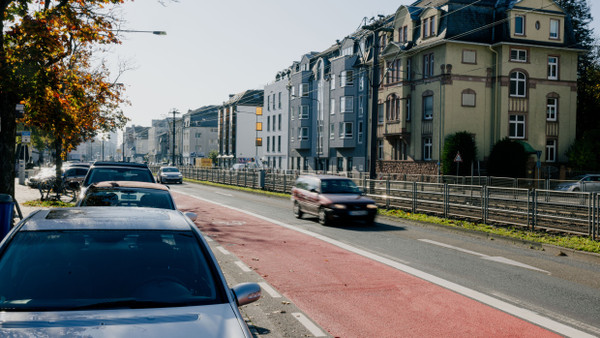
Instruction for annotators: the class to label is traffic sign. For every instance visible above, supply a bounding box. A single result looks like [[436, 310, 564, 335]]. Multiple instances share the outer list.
[[21, 131, 31, 144], [454, 152, 463, 163]]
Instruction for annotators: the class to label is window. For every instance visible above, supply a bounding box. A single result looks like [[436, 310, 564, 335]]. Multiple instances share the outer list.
[[358, 96, 364, 117], [509, 115, 526, 139], [378, 104, 384, 124], [358, 121, 363, 143], [386, 94, 399, 121], [423, 18, 430, 38], [423, 53, 434, 78], [423, 95, 433, 120], [337, 158, 343, 172], [461, 89, 476, 107], [341, 96, 353, 113], [278, 92, 281, 109], [300, 83, 309, 97], [547, 97, 558, 121], [256, 107, 262, 115], [347, 157, 353, 172], [514, 15, 524, 36], [509, 71, 527, 97], [256, 137, 262, 146], [423, 137, 433, 160], [278, 114, 282, 130], [405, 97, 411, 121], [429, 17, 435, 36], [377, 139, 383, 160], [267, 137, 270, 152], [331, 75, 336, 90], [398, 25, 408, 43], [548, 56, 558, 80], [330, 98, 335, 115], [510, 49, 527, 62], [272, 94, 276, 110], [300, 105, 309, 119], [278, 136, 281, 152], [299, 127, 308, 140], [330, 123, 335, 139], [267, 116, 270, 131], [339, 122, 353, 138], [267, 96, 270, 111], [550, 19, 560, 39], [462, 50, 476, 64], [546, 139, 556, 162], [256, 122, 262, 131], [290, 106, 295, 120], [406, 58, 412, 80], [341, 70, 354, 87], [359, 74, 365, 91]]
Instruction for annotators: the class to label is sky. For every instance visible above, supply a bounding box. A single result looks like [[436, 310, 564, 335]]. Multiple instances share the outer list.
[[108, 0, 600, 129]]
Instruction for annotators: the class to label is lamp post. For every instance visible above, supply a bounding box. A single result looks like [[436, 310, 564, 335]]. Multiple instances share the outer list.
[[170, 109, 180, 165], [114, 30, 167, 36]]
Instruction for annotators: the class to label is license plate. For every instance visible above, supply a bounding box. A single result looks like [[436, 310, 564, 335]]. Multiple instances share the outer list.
[[349, 210, 368, 216]]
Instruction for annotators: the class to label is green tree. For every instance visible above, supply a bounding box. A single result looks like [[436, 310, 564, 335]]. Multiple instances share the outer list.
[[208, 149, 219, 165], [487, 138, 529, 178], [0, 0, 128, 196], [441, 131, 477, 176], [566, 129, 600, 171]]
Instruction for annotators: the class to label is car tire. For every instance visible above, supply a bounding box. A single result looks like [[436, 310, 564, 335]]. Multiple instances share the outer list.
[[318, 208, 328, 226], [293, 201, 303, 219]]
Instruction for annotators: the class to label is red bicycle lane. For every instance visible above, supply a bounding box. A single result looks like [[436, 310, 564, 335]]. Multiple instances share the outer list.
[[175, 192, 559, 338]]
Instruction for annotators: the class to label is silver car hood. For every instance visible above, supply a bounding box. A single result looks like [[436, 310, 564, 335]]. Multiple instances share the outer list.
[[0, 304, 250, 337]]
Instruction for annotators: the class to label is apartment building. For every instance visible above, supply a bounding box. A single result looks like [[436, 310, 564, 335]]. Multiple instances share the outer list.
[[181, 106, 218, 165], [378, 0, 579, 175], [263, 70, 291, 170]]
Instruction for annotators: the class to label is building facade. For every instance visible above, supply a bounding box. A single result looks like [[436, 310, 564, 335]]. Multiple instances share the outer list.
[[182, 105, 219, 165], [377, 0, 579, 176], [263, 70, 291, 170]]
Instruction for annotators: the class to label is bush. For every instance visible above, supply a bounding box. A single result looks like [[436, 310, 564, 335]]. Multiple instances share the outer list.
[[441, 131, 477, 175], [487, 138, 528, 177], [566, 129, 600, 171]]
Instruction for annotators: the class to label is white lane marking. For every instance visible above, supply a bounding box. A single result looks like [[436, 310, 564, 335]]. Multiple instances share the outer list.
[[215, 191, 233, 197], [292, 312, 327, 337], [418, 239, 551, 274], [216, 246, 230, 255], [234, 261, 252, 272], [258, 282, 282, 298], [176, 190, 595, 338]]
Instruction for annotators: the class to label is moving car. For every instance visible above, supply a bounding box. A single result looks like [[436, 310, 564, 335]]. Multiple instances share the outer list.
[[291, 174, 377, 225], [0, 207, 261, 337], [77, 181, 197, 221], [157, 166, 183, 184], [554, 174, 600, 192]]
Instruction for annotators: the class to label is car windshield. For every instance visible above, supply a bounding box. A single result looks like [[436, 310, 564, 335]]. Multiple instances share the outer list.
[[84, 168, 154, 186], [320, 179, 361, 194], [0, 230, 225, 311], [162, 168, 179, 173], [79, 188, 175, 209]]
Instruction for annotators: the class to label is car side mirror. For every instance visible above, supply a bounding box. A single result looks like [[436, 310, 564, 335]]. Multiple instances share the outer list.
[[231, 282, 261, 306], [184, 212, 197, 221]]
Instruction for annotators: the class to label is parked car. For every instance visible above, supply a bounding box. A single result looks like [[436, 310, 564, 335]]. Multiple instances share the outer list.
[[79, 161, 155, 199], [77, 181, 197, 221], [230, 163, 246, 171], [291, 174, 378, 225], [554, 174, 600, 192], [0, 207, 261, 337], [157, 166, 183, 184]]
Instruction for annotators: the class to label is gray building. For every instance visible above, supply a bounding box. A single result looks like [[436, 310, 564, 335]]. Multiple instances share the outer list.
[[263, 70, 291, 170], [182, 105, 219, 165]]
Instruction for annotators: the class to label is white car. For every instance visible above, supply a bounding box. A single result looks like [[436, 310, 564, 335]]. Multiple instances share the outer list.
[[0, 207, 261, 337], [554, 174, 600, 192]]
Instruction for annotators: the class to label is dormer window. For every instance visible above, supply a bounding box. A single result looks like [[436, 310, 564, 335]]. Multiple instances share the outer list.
[[514, 15, 525, 36], [550, 19, 560, 39], [398, 25, 408, 43], [422, 17, 435, 39]]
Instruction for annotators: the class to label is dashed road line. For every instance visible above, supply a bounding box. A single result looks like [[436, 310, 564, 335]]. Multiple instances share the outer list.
[[292, 312, 327, 337], [216, 246, 231, 255], [258, 282, 282, 298], [234, 260, 252, 272]]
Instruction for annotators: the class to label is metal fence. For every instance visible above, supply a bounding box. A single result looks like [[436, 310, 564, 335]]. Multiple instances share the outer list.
[[166, 167, 599, 240]]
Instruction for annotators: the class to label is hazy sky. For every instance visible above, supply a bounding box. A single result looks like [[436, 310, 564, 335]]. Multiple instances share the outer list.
[[108, 0, 600, 128]]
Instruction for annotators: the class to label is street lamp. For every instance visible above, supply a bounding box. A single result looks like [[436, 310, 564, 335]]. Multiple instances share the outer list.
[[114, 30, 167, 35]]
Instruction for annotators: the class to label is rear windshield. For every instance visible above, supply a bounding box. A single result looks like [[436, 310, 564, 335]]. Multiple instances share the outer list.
[[79, 188, 175, 209], [162, 168, 180, 173], [83, 167, 154, 186], [0, 230, 226, 311]]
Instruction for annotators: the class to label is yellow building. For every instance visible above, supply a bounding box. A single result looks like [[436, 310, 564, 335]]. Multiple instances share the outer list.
[[378, 0, 580, 176]]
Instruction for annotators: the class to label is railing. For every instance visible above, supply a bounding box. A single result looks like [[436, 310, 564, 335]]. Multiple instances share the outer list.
[[158, 167, 599, 240]]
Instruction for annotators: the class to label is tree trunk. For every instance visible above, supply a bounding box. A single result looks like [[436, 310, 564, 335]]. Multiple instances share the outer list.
[[54, 137, 63, 191], [0, 93, 18, 197]]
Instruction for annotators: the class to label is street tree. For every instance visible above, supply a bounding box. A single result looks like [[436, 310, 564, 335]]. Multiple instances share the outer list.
[[0, 0, 128, 197]]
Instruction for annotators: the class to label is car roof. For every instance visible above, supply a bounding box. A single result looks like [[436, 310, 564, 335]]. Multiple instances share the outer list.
[[20, 207, 192, 231], [91, 161, 149, 168], [89, 181, 169, 191], [298, 174, 351, 180]]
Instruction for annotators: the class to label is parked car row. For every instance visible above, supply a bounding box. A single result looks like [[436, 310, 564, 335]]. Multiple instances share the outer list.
[[2, 161, 261, 336]]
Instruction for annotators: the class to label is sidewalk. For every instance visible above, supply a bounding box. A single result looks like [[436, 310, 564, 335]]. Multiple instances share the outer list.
[[13, 179, 47, 219]]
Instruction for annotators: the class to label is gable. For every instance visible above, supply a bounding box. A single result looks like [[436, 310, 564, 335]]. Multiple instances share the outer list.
[[513, 0, 564, 13]]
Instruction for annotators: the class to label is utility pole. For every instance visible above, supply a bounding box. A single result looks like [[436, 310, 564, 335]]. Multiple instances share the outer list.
[[170, 109, 180, 165], [364, 17, 392, 180]]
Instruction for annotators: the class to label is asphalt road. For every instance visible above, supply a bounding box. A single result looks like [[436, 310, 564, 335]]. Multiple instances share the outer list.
[[170, 181, 600, 337]]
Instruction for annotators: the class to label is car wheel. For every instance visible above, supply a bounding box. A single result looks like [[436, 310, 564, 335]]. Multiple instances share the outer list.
[[293, 201, 303, 219], [573, 187, 580, 192], [318, 208, 328, 225]]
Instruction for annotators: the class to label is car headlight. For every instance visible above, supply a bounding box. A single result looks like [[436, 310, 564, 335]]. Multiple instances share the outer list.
[[366, 204, 378, 209], [331, 204, 347, 209]]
